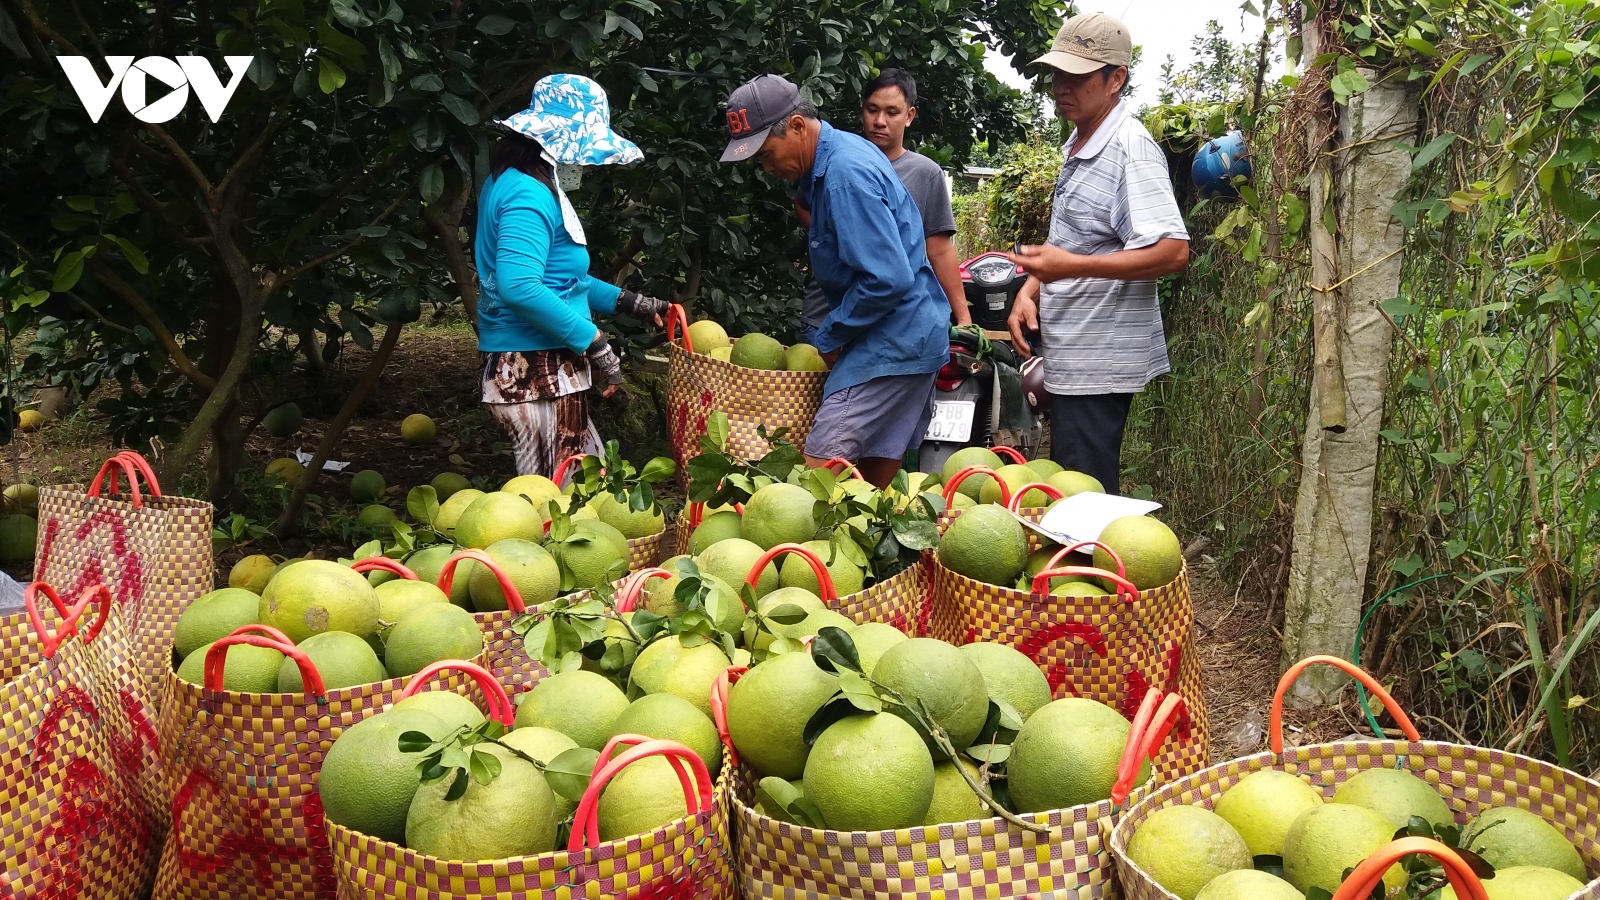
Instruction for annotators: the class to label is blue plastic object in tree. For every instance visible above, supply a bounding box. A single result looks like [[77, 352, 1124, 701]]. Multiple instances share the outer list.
[[1192, 130, 1252, 199]]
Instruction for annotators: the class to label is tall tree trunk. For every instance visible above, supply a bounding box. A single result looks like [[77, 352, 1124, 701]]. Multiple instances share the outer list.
[[1280, 67, 1419, 704], [206, 396, 246, 508]]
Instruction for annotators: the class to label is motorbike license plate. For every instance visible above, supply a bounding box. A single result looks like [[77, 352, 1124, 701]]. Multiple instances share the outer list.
[[924, 400, 976, 443]]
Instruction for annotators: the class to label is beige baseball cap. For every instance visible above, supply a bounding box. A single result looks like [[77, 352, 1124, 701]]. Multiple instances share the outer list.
[[1033, 12, 1132, 75]]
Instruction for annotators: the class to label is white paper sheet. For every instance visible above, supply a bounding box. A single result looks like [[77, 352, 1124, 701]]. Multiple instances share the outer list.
[[1024, 492, 1164, 544], [294, 449, 351, 473]]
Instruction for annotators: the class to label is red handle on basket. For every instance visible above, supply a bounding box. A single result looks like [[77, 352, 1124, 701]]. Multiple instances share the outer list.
[[747, 543, 837, 603], [436, 549, 526, 613], [570, 738, 714, 852], [554, 454, 598, 487], [1110, 688, 1188, 806], [616, 567, 674, 613], [88, 452, 162, 507], [1331, 838, 1490, 900], [709, 665, 748, 766], [205, 625, 320, 694], [399, 660, 516, 726], [942, 466, 1009, 507], [1271, 656, 1419, 753], [25, 583, 112, 658], [992, 446, 1027, 465], [349, 557, 419, 580], [665, 304, 694, 354], [1005, 482, 1064, 512], [822, 457, 865, 481], [1043, 540, 1128, 579], [1031, 566, 1138, 602]]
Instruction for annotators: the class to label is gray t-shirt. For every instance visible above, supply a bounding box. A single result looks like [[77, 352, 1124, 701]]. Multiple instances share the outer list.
[[802, 149, 954, 331]]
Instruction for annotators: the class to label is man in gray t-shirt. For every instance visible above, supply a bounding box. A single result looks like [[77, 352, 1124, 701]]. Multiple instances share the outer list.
[[800, 68, 969, 340]]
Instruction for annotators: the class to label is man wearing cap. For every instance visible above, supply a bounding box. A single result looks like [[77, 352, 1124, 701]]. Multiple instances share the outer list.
[[722, 74, 950, 488], [1004, 12, 1190, 496]]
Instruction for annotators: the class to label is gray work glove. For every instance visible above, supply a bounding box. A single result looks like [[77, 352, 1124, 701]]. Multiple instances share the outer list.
[[586, 334, 624, 386], [617, 290, 669, 321]]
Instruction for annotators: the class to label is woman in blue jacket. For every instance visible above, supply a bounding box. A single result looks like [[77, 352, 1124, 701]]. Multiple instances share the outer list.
[[477, 74, 667, 477]]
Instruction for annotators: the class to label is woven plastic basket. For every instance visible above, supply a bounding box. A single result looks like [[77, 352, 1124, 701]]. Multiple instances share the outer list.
[[431, 549, 551, 697], [744, 542, 930, 636], [1110, 656, 1600, 900]]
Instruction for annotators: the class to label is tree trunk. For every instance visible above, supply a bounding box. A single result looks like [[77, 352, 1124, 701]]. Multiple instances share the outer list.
[[206, 396, 246, 509], [1280, 70, 1419, 704]]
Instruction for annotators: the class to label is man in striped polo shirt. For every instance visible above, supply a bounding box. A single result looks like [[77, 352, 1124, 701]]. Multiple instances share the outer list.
[[1005, 13, 1190, 495]]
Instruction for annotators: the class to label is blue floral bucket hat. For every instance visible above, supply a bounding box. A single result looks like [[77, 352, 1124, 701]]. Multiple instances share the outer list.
[[498, 74, 643, 166]]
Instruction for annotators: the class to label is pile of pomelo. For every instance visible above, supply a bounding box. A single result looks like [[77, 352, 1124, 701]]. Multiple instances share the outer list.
[[1123, 766, 1591, 900], [684, 317, 828, 372]]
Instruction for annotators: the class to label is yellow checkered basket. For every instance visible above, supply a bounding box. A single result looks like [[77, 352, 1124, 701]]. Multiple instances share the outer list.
[[1110, 656, 1600, 900], [744, 542, 931, 635], [0, 584, 161, 900], [330, 727, 738, 900], [432, 548, 551, 698], [665, 305, 827, 468], [151, 627, 491, 899], [35, 451, 213, 702]]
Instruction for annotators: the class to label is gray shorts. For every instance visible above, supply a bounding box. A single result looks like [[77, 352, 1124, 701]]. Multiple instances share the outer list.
[[805, 373, 938, 461]]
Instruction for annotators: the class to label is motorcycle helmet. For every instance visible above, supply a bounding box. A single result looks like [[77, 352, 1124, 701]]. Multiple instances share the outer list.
[[1020, 356, 1047, 412]]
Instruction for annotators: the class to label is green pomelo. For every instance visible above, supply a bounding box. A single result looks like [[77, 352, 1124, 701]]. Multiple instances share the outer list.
[[406, 743, 556, 860], [374, 579, 450, 628], [229, 554, 278, 594], [1212, 769, 1325, 857], [553, 520, 631, 590], [278, 631, 388, 691], [455, 491, 545, 549], [741, 482, 818, 550], [259, 559, 381, 642], [350, 469, 386, 503], [686, 319, 730, 353], [382, 604, 484, 678], [1047, 470, 1104, 497], [1281, 803, 1407, 896], [1442, 866, 1586, 900], [729, 332, 785, 370], [401, 413, 436, 445], [784, 343, 827, 371], [1094, 515, 1183, 591], [514, 670, 630, 751], [433, 488, 486, 536], [176, 640, 283, 692], [320, 707, 448, 843], [1125, 805, 1253, 900], [947, 491, 976, 511], [708, 346, 732, 362], [1051, 579, 1110, 598], [1026, 459, 1064, 480], [1008, 697, 1149, 812], [173, 588, 263, 660], [938, 505, 1028, 587], [607, 693, 722, 777], [1194, 869, 1305, 900], [3, 482, 40, 514], [265, 457, 305, 483], [873, 638, 989, 753], [588, 492, 664, 540], [430, 472, 472, 501], [392, 690, 485, 735], [780, 539, 865, 597], [803, 713, 935, 831], [579, 613, 641, 676], [697, 538, 779, 597], [687, 510, 742, 555], [263, 402, 303, 438], [0, 516, 36, 564], [783, 608, 855, 642], [923, 759, 985, 826], [1463, 806, 1585, 881], [499, 727, 580, 819], [629, 636, 729, 718], [1332, 767, 1454, 829], [468, 538, 560, 612], [726, 650, 838, 780], [979, 463, 1048, 507], [959, 642, 1052, 721], [405, 544, 473, 607], [357, 504, 398, 537], [940, 447, 1002, 500], [850, 622, 909, 676], [747, 588, 826, 650], [597, 755, 694, 841]]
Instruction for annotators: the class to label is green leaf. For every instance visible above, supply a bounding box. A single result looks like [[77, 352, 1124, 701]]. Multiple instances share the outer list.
[[1444, 540, 1468, 559], [318, 57, 347, 93], [441, 93, 479, 126], [802, 695, 861, 746], [64, 195, 95, 212], [406, 485, 441, 526], [468, 747, 502, 785], [396, 730, 435, 753], [1391, 555, 1424, 577], [420, 164, 444, 204], [330, 0, 372, 28], [443, 767, 469, 801], [764, 602, 809, 627], [836, 669, 883, 713], [707, 411, 730, 451], [809, 626, 862, 674], [1378, 429, 1412, 444], [1430, 451, 1462, 466], [52, 251, 84, 293], [103, 235, 149, 274], [1551, 88, 1584, 110], [1379, 296, 1422, 322], [1458, 54, 1493, 77], [476, 14, 515, 35], [1329, 69, 1369, 103], [639, 457, 676, 483], [965, 742, 1010, 764], [1410, 133, 1456, 173]]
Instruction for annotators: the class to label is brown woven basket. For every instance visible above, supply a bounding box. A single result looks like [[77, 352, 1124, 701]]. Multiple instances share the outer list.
[[151, 628, 490, 900], [0, 584, 161, 900], [665, 305, 827, 469], [1110, 656, 1600, 900]]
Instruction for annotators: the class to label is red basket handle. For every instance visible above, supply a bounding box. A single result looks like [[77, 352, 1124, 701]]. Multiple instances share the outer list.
[[1031, 566, 1138, 602], [991, 446, 1027, 465], [1005, 482, 1064, 512], [822, 457, 865, 481], [709, 665, 748, 766], [942, 466, 1009, 507], [554, 454, 598, 487], [685, 502, 705, 529], [350, 557, 419, 580], [87, 454, 149, 508], [399, 659, 516, 726], [747, 543, 837, 603], [25, 583, 112, 658], [665, 303, 694, 354], [1110, 688, 1189, 806], [570, 738, 714, 851], [1271, 655, 1419, 752], [206, 625, 320, 694], [99, 451, 164, 500], [617, 567, 674, 612], [1043, 540, 1128, 579], [436, 549, 526, 613], [1331, 838, 1490, 900]]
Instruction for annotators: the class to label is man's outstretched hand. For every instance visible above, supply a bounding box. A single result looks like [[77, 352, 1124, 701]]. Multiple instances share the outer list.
[[1008, 294, 1039, 359], [1004, 244, 1080, 283]]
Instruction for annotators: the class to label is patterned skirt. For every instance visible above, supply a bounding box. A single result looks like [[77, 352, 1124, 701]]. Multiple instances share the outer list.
[[482, 349, 602, 479]]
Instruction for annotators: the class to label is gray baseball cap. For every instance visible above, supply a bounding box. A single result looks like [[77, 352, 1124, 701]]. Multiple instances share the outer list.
[[720, 74, 801, 162], [1033, 12, 1133, 75]]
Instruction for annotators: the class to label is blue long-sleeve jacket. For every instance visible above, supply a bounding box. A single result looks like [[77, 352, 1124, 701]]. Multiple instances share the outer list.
[[474, 169, 620, 353], [798, 122, 950, 395]]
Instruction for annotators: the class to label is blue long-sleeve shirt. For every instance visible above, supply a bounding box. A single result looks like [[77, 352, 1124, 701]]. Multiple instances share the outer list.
[[798, 122, 950, 395], [474, 169, 620, 353]]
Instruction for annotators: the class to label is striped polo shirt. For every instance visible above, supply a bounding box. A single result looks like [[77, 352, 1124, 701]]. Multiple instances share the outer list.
[[1038, 100, 1188, 395]]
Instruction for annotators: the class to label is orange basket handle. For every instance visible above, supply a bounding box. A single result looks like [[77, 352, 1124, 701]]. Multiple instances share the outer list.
[[616, 567, 673, 612], [942, 466, 1009, 507], [1331, 837, 1490, 900], [436, 549, 526, 613], [709, 665, 748, 766], [1271, 655, 1419, 752], [350, 557, 419, 580], [992, 446, 1027, 465], [1005, 482, 1064, 512], [25, 583, 112, 658], [98, 450, 164, 501], [206, 625, 319, 694], [1030, 565, 1138, 601], [1044, 540, 1127, 579], [665, 303, 693, 354], [554, 454, 596, 487], [686, 501, 705, 529], [399, 659, 517, 726], [822, 457, 865, 480], [747, 542, 837, 603], [87, 454, 145, 508], [569, 739, 713, 852], [1110, 689, 1189, 806]]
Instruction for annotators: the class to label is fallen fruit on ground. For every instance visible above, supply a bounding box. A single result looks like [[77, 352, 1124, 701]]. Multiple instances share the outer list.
[[263, 402, 303, 438], [401, 413, 436, 445], [350, 469, 386, 503], [228, 554, 278, 594]]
